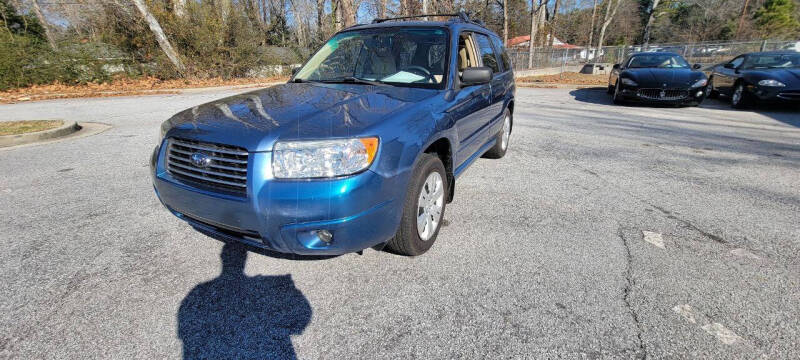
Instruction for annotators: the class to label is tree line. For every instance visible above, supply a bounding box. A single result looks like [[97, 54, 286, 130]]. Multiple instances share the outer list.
[[1, 0, 798, 89]]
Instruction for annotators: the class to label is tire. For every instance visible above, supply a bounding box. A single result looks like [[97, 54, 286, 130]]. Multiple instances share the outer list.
[[731, 82, 752, 109], [385, 153, 448, 256], [612, 80, 625, 105], [706, 77, 719, 99], [483, 108, 512, 159]]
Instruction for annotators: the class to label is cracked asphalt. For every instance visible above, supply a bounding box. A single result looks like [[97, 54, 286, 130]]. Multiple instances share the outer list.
[[1, 87, 798, 359]]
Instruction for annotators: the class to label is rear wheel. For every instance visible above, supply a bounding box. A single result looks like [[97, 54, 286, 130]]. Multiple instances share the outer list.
[[483, 108, 511, 159], [731, 82, 752, 109], [386, 153, 447, 256]]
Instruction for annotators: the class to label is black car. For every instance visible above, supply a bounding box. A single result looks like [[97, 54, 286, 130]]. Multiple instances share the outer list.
[[708, 51, 800, 109], [608, 52, 708, 106]]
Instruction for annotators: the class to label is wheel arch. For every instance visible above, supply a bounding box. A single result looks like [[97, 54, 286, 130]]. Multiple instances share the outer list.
[[422, 137, 455, 203]]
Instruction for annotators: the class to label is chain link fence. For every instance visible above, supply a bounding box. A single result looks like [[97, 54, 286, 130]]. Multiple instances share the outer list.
[[507, 40, 800, 72]]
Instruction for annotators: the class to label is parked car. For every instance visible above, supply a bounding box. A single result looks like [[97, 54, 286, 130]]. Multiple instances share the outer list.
[[607, 52, 708, 106], [151, 13, 516, 256], [708, 51, 800, 108]]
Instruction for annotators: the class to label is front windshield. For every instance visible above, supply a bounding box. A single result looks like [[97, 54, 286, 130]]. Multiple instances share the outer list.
[[294, 27, 448, 88], [742, 54, 800, 69], [627, 54, 690, 69]]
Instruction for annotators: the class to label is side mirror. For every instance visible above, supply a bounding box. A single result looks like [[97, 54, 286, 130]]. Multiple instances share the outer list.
[[692, 63, 702, 70], [291, 67, 300, 76], [612, 64, 621, 70], [723, 63, 735, 69], [461, 67, 492, 86]]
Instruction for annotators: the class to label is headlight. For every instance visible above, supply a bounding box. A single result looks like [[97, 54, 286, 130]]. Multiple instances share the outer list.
[[272, 137, 379, 179], [621, 78, 638, 86], [758, 79, 785, 87], [691, 78, 708, 88]]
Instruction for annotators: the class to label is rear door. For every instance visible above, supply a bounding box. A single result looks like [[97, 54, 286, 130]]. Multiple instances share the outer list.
[[472, 33, 507, 132]]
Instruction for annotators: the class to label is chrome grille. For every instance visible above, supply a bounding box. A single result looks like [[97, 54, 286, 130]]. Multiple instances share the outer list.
[[166, 138, 248, 194], [637, 88, 689, 100]]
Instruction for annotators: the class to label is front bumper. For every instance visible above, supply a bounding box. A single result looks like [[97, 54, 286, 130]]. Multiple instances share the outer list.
[[617, 86, 706, 104], [150, 141, 405, 255], [748, 86, 800, 104]]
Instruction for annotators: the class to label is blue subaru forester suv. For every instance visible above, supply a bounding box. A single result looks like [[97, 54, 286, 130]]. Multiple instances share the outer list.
[[151, 13, 515, 256]]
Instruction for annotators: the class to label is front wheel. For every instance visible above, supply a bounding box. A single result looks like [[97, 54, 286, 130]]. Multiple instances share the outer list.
[[483, 109, 512, 159], [385, 153, 447, 256], [731, 82, 752, 109], [612, 80, 625, 105]]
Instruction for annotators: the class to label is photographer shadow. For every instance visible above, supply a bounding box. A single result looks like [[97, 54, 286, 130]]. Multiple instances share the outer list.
[[177, 243, 311, 359]]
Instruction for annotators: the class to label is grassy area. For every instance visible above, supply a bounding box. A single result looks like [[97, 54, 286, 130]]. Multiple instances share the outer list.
[[517, 72, 608, 85], [0, 76, 289, 103], [0, 120, 63, 136]]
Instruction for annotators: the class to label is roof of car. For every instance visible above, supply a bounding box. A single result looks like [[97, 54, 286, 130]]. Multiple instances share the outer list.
[[342, 20, 499, 38], [745, 51, 800, 56], [630, 52, 682, 56]]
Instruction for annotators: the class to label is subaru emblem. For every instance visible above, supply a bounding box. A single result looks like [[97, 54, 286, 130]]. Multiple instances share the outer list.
[[190, 153, 212, 168]]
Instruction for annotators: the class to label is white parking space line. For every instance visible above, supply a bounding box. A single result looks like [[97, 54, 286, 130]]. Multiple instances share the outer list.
[[642, 231, 665, 249], [730, 248, 760, 260], [673, 304, 744, 345], [702, 323, 744, 345]]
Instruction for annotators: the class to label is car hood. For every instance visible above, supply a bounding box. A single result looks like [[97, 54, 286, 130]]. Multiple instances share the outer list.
[[622, 68, 705, 88], [163, 83, 438, 152], [744, 68, 800, 87]]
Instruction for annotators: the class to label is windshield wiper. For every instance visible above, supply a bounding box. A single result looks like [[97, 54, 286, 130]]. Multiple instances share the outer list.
[[320, 77, 387, 86]]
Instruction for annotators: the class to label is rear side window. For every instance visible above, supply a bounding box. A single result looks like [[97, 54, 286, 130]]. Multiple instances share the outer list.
[[491, 35, 512, 72], [474, 33, 500, 73]]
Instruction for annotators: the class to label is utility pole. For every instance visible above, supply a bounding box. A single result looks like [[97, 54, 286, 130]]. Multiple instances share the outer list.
[[586, 0, 598, 61], [735, 0, 751, 39], [503, 0, 508, 45]]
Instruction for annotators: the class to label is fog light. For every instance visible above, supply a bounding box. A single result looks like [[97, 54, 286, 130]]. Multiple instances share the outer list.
[[696, 90, 703, 97], [316, 230, 333, 243]]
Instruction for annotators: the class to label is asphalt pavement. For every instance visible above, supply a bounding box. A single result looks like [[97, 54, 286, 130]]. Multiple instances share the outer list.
[[1, 87, 798, 359]]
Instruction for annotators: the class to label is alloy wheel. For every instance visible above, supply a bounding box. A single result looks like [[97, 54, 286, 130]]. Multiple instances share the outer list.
[[732, 85, 743, 105], [501, 115, 511, 150], [416, 172, 444, 241]]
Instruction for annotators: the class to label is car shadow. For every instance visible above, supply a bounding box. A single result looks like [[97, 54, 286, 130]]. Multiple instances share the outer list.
[[568, 88, 800, 127], [177, 242, 312, 359]]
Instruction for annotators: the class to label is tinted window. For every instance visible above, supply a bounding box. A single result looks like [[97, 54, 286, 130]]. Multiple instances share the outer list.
[[741, 53, 800, 69], [490, 35, 512, 72], [627, 54, 690, 68], [728, 56, 745, 68], [474, 33, 500, 73]]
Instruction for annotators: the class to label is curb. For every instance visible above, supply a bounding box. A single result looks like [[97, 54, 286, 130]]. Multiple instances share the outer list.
[[0, 121, 80, 148]]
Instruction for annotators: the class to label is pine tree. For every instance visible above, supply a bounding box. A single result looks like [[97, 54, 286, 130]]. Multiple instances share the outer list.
[[753, 0, 800, 38]]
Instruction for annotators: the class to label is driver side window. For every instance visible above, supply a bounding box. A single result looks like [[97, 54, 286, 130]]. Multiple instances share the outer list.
[[457, 33, 479, 76], [729, 57, 744, 68]]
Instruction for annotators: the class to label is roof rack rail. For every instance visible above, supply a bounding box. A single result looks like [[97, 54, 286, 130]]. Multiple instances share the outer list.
[[372, 11, 484, 26]]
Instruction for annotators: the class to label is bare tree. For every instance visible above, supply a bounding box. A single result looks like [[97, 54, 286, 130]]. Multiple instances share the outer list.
[[30, 0, 57, 50], [641, 0, 659, 48], [735, 0, 751, 39], [548, 0, 560, 47], [527, 0, 546, 69], [376, 0, 387, 18], [585, 0, 598, 60], [131, 0, 186, 73], [340, 0, 356, 27], [595, 0, 622, 58], [317, 0, 326, 38], [172, 0, 186, 18]]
